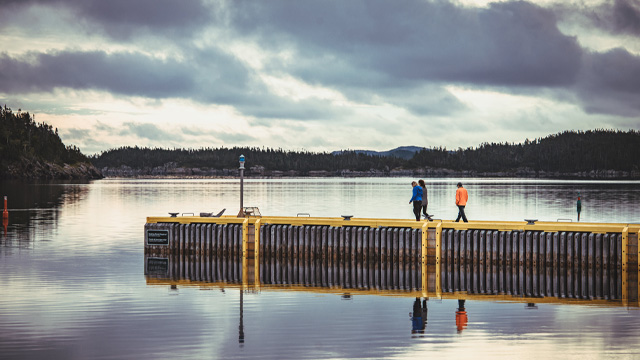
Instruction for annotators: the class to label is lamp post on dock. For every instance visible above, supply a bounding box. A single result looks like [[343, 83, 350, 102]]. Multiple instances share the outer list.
[[238, 155, 246, 345], [239, 155, 245, 213]]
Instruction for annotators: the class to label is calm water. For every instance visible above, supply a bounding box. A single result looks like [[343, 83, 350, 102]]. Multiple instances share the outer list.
[[1, 178, 639, 360]]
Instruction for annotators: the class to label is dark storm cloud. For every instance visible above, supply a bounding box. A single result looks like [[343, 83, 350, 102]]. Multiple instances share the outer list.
[[226, 0, 640, 118], [0, 50, 194, 97], [611, 0, 640, 35], [1, 0, 638, 121], [73, 0, 215, 38], [231, 0, 583, 88], [0, 0, 216, 39], [225, 0, 598, 116], [566, 0, 640, 36], [0, 48, 347, 120], [576, 48, 640, 116]]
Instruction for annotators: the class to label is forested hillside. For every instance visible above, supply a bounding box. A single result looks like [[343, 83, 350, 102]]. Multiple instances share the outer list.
[[91, 146, 404, 175], [0, 106, 102, 179], [92, 130, 640, 179], [408, 130, 640, 173], [2, 104, 637, 179]]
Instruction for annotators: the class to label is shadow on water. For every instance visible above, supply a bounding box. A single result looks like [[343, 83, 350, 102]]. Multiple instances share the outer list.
[[0, 180, 90, 245]]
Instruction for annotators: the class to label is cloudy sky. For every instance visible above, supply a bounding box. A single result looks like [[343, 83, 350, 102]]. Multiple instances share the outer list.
[[1, 0, 639, 155]]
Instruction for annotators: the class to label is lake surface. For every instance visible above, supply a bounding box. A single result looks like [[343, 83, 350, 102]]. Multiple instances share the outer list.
[[1, 178, 639, 359]]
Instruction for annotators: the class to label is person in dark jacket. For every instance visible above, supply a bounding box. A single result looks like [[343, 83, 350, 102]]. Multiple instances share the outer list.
[[409, 181, 423, 221], [419, 179, 429, 219]]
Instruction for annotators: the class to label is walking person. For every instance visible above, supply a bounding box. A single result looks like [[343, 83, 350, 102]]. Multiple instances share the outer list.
[[455, 182, 468, 223], [409, 181, 423, 221], [419, 179, 429, 220]]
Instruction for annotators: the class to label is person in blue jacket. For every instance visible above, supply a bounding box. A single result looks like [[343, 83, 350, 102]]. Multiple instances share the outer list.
[[409, 181, 423, 221]]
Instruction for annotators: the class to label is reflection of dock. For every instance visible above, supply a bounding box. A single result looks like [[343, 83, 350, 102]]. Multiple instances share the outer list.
[[145, 216, 639, 307], [144, 252, 638, 307]]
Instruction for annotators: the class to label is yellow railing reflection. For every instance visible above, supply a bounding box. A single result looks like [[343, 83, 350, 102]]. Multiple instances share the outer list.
[[144, 253, 639, 308]]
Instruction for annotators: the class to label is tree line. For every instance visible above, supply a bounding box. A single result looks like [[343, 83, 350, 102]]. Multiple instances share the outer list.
[[2, 104, 638, 177], [90, 146, 405, 172], [407, 130, 640, 173], [91, 129, 640, 175], [0, 106, 89, 172]]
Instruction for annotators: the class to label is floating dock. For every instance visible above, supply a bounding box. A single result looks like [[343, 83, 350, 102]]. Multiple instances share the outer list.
[[145, 215, 640, 306]]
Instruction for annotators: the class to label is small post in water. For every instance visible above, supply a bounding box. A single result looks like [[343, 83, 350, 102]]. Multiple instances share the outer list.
[[3, 196, 8, 236], [576, 192, 582, 222]]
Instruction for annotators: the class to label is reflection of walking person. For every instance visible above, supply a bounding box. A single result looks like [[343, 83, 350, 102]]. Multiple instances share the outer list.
[[419, 179, 429, 219], [409, 181, 423, 221], [410, 297, 428, 334], [456, 299, 468, 333], [455, 182, 468, 223]]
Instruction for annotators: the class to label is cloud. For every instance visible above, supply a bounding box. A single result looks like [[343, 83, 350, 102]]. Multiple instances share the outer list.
[[575, 47, 640, 116], [0, 47, 354, 122], [63, 127, 90, 140], [610, 0, 640, 35], [0, 50, 195, 97], [1, 0, 639, 154], [226, 0, 640, 119], [569, 0, 640, 37], [179, 126, 257, 144], [74, 0, 216, 38], [231, 0, 583, 88], [0, 0, 217, 40], [120, 122, 178, 141]]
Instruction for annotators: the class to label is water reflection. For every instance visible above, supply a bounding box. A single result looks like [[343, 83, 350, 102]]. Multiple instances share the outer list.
[[0, 180, 90, 245], [410, 297, 428, 335], [144, 253, 639, 308], [456, 299, 468, 333], [2, 179, 640, 359]]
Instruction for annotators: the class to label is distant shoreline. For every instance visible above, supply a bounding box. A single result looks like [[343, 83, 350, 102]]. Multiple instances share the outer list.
[[97, 170, 640, 180]]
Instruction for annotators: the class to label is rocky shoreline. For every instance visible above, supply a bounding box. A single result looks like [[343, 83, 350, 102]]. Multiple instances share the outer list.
[[1, 158, 103, 180]]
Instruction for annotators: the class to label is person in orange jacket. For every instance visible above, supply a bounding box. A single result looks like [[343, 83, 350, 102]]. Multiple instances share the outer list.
[[455, 182, 468, 223]]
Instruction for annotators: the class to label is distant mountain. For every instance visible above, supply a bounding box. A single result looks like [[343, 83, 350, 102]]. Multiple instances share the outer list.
[[332, 146, 426, 160]]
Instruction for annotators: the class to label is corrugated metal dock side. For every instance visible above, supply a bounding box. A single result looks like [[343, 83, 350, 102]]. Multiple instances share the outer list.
[[258, 224, 422, 291], [440, 230, 626, 300]]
